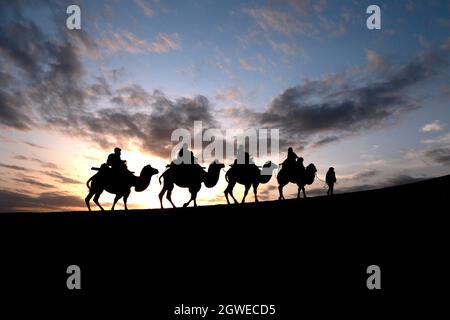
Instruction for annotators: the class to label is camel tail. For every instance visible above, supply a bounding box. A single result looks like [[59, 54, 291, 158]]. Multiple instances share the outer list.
[[86, 176, 94, 189]]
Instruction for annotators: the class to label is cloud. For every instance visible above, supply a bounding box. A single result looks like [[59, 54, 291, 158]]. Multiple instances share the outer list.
[[0, 189, 83, 212], [13, 175, 55, 189], [66, 91, 217, 158], [251, 50, 449, 150], [134, 0, 155, 17], [244, 7, 315, 36], [239, 58, 264, 73], [385, 174, 427, 186], [425, 147, 450, 165], [111, 84, 152, 107], [23, 141, 48, 149], [339, 174, 427, 193], [0, 163, 28, 171], [42, 170, 82, 185], [366, 49, 388, 71], [269, 40, 300, 55], [353, 169, 380, 180], [13, 155, 59, 169], [216, 87, 241, 101], [99, 31, 181, 55], [422, 132, 450, 144], [421, 120, 443, 132]]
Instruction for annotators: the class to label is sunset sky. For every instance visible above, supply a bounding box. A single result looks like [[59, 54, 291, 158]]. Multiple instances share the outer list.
[[1, 0, 450, 212]]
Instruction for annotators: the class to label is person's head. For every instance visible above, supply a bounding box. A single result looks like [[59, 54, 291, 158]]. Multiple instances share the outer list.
[[329, 167, 334, 171], [288, 147, 293, 153], [114, 147, 121, 155]]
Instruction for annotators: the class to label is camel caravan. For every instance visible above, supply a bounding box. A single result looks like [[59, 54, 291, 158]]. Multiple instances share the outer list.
[[85, 145, 333, 211]]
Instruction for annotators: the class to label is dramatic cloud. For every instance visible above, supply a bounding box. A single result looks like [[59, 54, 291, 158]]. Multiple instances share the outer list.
[[0, 3, 210, 159], [111, 84, 152, 107], [253, 50, 449, 150]]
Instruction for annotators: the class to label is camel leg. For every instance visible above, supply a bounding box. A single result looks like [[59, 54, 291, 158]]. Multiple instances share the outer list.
[[252, 182, 259, 202], [166, 186, 176, 208], [302, 187, 307, 198], [123, 190, 130, 211], [184, 191, 198, 208], [224, 184, 231, 204], [297, 187, 301, 199], [85, 191, 95, 211], [278, 184, 285, 200], [225, 181, 238, 204], [241, 184, 251, 203], [159, 186, 167, 208], [93, 191, 104, 211], [111, 193, 122, 211]]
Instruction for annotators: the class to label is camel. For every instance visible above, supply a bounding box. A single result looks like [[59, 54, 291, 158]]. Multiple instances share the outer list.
[[277, 161, 317, 200], [85, 164, 159, 211], [224, 161, 278, 204], [158, 161, 224, 208]]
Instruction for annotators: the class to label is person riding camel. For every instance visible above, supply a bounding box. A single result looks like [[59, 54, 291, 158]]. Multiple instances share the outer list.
[[282, 147, 300, 172], [297, 156, 305, 172], [170, 143, 197, 167], [233, 146, 255, 166], [107, 147, 127, 172]]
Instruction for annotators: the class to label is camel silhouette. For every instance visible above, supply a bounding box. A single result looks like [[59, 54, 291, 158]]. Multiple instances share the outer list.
[[85, 164, 159, 211], [224, 161, 278, 204], [158, 161, 224, 208], [277, 162, 317, 200]]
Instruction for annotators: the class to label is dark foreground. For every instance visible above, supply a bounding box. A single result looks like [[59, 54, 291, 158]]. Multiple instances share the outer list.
[[1, 175, 449, 317]]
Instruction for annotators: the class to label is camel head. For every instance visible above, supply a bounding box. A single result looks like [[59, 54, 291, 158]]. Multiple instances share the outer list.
[[208, 160, 225, 171], [134, 165, 159, 192], [203, 160, 225, 188], [259, 161, 278, 184], [304, 163, 317, 185], [261, 161, 278, 174], [141, 164, 159, 177]]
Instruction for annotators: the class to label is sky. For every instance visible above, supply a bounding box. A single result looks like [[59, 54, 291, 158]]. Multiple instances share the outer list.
[[0, 0, 449, 212]]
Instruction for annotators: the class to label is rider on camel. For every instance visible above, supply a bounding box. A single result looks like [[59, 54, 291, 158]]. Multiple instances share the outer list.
[[106, 147, 128, 174]]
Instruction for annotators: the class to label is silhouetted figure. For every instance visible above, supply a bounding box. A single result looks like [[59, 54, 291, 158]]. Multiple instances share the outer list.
[[159, 160, 224, 208], [277, 159, 317, 199], [224, 159, 278, 204], [172, 143, 197, 166], [282, 147, 298, 169], [107, 147, 127, 172], [85, 164, 159, 211], [326, 167, 337, 196]]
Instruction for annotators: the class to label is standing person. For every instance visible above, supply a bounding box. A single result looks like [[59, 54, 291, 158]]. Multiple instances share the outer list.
[[326, 167, 337, 195]]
